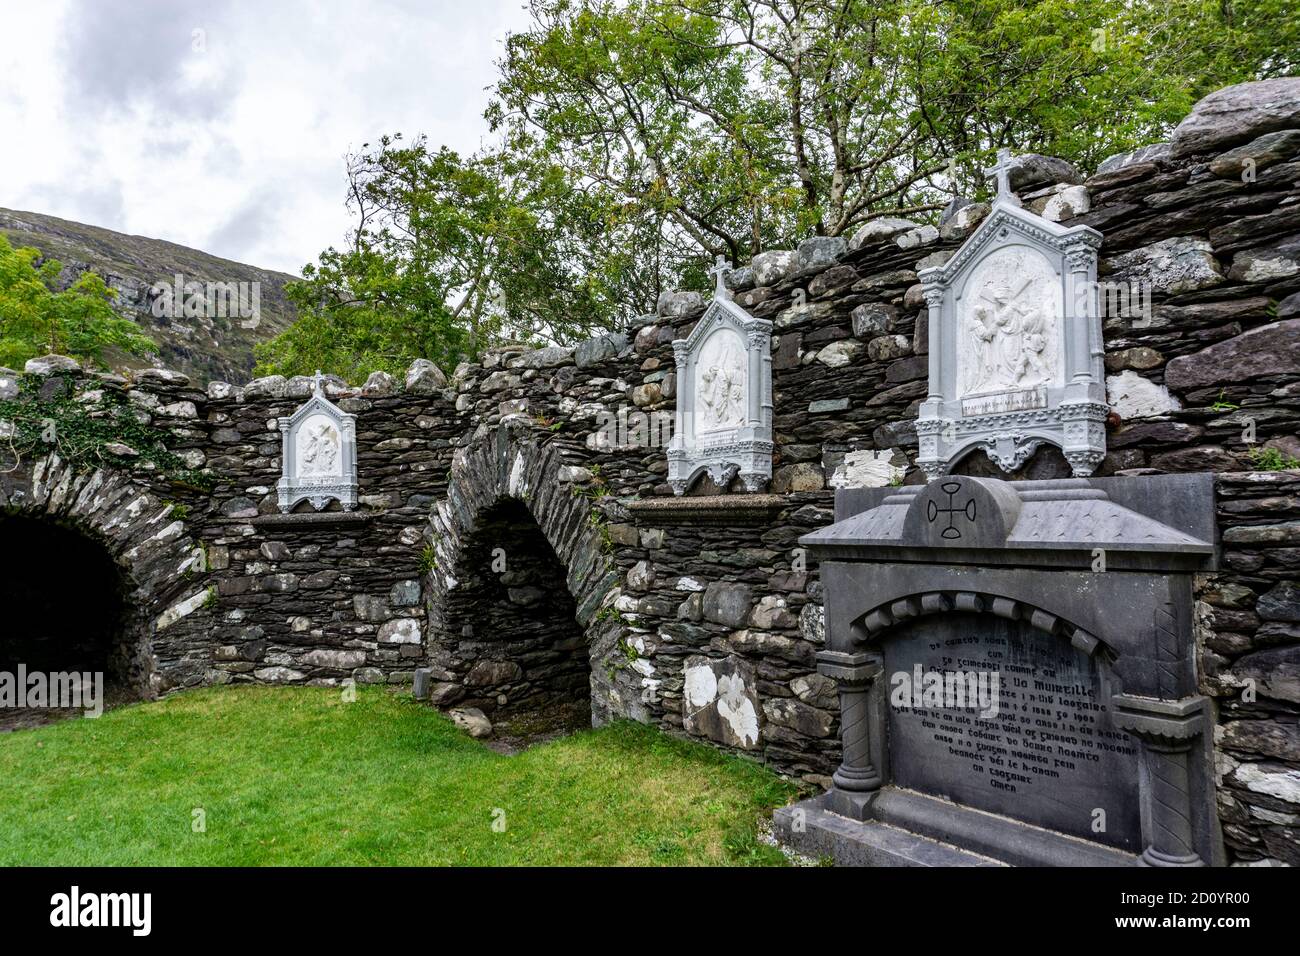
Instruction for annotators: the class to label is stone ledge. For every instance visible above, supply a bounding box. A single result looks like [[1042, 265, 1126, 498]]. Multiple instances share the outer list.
[[627, 494, 786, 526], [242, 511, 373, 529]]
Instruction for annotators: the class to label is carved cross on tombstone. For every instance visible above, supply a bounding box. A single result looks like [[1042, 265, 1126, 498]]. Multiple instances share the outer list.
[[311, 369, 328, 396], [983, 147, 1014, 202], [708, 254, 732, 300]]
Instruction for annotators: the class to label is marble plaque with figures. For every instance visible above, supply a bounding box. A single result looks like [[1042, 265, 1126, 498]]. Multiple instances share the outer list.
[[277, 371, 358, 512], [916, 150, 1107, 478], [667, 257, 774, 494]]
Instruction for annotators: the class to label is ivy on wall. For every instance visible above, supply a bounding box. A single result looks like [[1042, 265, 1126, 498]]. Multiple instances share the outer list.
[[0, 375, 215, 490]]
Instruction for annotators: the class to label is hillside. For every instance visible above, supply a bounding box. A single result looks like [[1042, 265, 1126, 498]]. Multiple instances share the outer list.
[[0, 207, 299, 384]]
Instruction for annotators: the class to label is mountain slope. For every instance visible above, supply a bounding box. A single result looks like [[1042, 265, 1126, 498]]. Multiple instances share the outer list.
[[0, 207, 299, 384]]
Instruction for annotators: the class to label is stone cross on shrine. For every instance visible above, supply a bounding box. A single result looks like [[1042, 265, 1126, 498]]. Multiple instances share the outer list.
[[708, 254, 732, 300], [983, 147, 1015, 202]]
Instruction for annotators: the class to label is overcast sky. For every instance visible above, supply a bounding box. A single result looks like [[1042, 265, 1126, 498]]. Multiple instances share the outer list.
[[0, 0, 534, 275]]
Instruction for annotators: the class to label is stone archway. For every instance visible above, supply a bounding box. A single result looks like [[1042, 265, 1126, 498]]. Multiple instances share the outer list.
[[422, 423, 627, 730], [0, 453, 207, 701]]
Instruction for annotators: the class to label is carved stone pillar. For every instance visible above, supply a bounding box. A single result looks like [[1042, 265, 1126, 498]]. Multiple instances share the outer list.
[[1112, 694, 1210, 867], [818, 650, 883, 820]]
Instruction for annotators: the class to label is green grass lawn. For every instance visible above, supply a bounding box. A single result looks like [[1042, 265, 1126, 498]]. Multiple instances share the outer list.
[[0, 685, 799, 866]]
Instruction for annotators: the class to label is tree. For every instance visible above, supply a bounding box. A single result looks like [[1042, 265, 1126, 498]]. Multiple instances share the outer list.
[[0, 234, 157, 370], [264, 0, 1293, 373], [491, 0, 1294, 267], [255, 138, 645, 380]]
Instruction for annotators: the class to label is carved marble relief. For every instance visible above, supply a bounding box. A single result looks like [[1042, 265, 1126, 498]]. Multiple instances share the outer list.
[[917, 150, 1106, 478], [667, 258, 774, 494], [277, 372, 358, 512], [958, 245, 1062, 397], [696, 328, 748, 431]]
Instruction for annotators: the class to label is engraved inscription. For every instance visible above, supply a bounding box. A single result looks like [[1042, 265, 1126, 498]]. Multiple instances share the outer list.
[[884, 613, 1140, 852]]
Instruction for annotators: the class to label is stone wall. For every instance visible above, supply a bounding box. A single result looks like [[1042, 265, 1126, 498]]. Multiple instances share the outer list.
[[0, 80, 1296, 864]]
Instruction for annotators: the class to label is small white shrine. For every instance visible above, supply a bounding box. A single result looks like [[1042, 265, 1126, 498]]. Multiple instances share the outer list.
[[277, 371, 358, 512], [667, 257, 774, 494], [916, 149, 1108, 478]]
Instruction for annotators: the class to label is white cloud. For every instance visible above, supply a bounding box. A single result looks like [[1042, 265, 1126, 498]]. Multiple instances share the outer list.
[[0, 0, 533, 274]]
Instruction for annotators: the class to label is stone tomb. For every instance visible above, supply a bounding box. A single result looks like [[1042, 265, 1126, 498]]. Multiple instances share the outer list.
[[776, 474, 1224, 866], [667, 257, 774, 493]]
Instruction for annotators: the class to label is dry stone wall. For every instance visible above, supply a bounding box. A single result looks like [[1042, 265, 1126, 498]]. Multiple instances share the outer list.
[[0, 80, 1296, 864]]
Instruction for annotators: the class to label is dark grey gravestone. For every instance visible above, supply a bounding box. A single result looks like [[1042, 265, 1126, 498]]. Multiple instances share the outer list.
[[779, 473, 1223, 867]]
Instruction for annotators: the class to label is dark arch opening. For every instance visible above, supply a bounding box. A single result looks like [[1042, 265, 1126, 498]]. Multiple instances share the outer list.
[[0, 514, 134, 729], [438, 497, 591, 740]]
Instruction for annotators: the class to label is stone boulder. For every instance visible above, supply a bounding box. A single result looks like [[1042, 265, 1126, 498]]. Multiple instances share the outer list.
[[751, 250, 799, 287], [1170, 77, 1300, 157], [449, 707, 494, 739], [1209, 129, 1300, 178], [24, 354, 81, 376], [1006, 153, 1083, 190], [798, 236, 847, 270], [849, 217, 917, 249], [1105, 237, 1224, 295], [404, 358, 447, 393], [575, 332, 627, 369], [657, 290, 703, 317], [1164, 320, 1300, 391]]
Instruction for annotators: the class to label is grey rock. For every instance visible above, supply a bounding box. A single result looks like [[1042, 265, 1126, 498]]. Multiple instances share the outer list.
[[449, 707, 493, 738], [301, 649, 367, 670], [939, 197, 973, 224], [798, 236, 847, 270], [575, 332, 627, 368], [1005, 153, 1083, 190], [850, 217, 918, 249], [515, 346, 572, 369], [702, 582, 753, 628], [895, 224, 939, 249], [1165, 320, 1300, 391], [405, 358, 448, 393], [1096, 143, 1171, 174], [243, 375, 287, 398], [1209, 129, 1300, 178], [24, 354, 81, 376], [1106, 237, 1224, 295], [808, 398, 851, 414], [1257, 582, 1300, 622], [465, 660, 522, 686], [852, 302, 898, 338], [724, 265, 754, 291], [657, 290, 704, 317], [362, 371, 395, 396], [751, 250, 799, 286], [390, 580, 421, 606], [1170, 78, 1300, 157]]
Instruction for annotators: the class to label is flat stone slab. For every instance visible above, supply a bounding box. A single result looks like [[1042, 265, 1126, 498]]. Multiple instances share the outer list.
[[246, 512, 372, 529], [628, 494, 785, 526], [774, 795, 1003, 867]]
